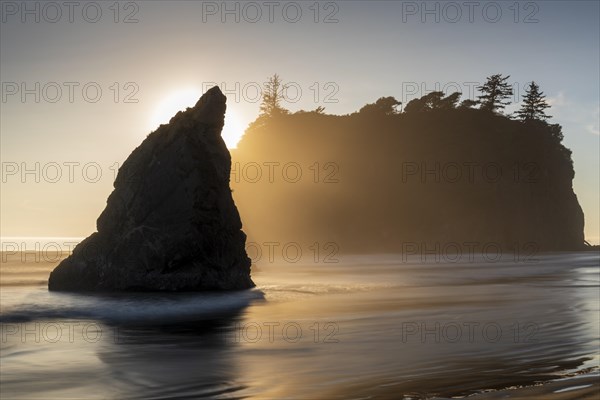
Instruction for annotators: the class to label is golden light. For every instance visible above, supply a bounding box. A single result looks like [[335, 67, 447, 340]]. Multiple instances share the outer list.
[[150, 88, 245, 148], [222, 106, 245, 149]]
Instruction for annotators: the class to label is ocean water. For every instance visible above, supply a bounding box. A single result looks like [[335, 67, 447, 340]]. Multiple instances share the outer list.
[[0, 252, 598, 399]]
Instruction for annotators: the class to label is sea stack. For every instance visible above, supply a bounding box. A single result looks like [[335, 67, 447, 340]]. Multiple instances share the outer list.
[[49, 86, 254, 291]]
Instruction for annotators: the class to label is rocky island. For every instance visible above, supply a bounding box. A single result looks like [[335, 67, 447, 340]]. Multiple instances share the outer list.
[[232, 76, 586, 253], [49, 87, 254, 292]]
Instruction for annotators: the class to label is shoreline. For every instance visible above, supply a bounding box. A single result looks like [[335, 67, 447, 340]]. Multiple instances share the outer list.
[[462, 371, 600, 399]]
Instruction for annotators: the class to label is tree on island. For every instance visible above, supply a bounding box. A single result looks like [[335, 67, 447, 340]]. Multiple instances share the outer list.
[[515, 81, 552, 121], [260, 74, 289, 116], [404, 91, 462, 112], [459, 99, 478, 109], [477, 74, 513, 113], [359, 96, 402, 115], [438, 92, 462, 109]]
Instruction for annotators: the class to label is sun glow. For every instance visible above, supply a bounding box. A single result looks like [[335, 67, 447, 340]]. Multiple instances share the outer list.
[[150, 88, 245, 148]]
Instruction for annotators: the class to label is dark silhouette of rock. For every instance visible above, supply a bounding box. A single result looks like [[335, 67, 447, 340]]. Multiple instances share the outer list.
[[232, 104, 585, 253], [49, 87, 254, 292]]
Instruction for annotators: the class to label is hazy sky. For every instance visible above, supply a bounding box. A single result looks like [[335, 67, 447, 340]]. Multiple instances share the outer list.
[[1, 0, 599, 243]]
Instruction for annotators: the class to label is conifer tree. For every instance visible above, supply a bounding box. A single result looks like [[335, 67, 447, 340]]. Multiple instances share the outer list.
[[477, 74, 514, 113], [515, 81, 552, 121], [260, 74, 289, 116]]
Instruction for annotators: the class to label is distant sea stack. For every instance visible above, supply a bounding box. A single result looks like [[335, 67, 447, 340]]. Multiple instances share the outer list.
[[49, 87, 254, 291], [232, 108, 585, 253]]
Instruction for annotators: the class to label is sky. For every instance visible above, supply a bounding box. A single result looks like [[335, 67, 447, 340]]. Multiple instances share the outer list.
[[1, 0, 599, 244]]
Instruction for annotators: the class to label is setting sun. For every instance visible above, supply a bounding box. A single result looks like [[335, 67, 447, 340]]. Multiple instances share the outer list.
[[150, 88, 245, 148]]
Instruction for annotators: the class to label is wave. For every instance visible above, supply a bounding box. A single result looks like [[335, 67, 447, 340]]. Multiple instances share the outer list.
[[0, 289, 264, 325]]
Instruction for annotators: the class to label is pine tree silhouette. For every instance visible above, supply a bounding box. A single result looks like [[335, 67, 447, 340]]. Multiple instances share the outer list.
[[515, 81, 552, 121], [260, 74, 289, 116], [477, 74, 513, 113]]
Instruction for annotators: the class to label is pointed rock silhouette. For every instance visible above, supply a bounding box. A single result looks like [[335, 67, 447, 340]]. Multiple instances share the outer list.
[[49, 86, 254, 291]]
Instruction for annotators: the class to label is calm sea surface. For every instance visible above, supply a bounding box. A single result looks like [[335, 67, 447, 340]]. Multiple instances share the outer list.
[[1, 251, 599, 399]]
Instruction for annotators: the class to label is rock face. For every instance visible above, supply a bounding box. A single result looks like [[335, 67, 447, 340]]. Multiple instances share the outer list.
[[49, 87, 254, 292]]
